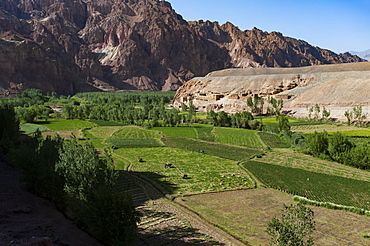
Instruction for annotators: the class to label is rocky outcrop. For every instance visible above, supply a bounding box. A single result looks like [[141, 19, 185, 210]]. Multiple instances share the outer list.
[[0, 0, 365, 94], [172, 62, 370, 120]]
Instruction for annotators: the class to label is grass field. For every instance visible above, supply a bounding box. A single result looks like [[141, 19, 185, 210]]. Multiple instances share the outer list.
[[194, 126, 215, 142], [291, 124, 369, 134], [244, 161, 370, 210], [107, 138, 164, 148], [257, 117, 299, 124], [162, 137, 262, 161], [113, 126, 163, 139], [88, 126, 123, 138], [333, 129, 370, 137], [20, 123, 48, 135], [88, 120, 127, 126], [257, 132, 289, 148], [258, 149, 370, 182], [113, 147, 254, 195], [38, 119, 96, 131], [42, 129, 83, 139], [150, 127, 197, 139], [214, 127, 265, 148]]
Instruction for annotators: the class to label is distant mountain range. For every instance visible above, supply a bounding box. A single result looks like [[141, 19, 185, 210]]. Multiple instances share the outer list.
[[0, 0, 365, 95], [350, 49, 370, 61]]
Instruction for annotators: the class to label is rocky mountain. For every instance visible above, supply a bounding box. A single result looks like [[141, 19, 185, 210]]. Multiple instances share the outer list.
[[0, 0, 364, 95], [350, 49, 370, 61]]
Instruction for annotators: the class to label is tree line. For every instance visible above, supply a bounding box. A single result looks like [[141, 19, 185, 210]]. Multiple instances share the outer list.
[[0, 105, 140, 245]]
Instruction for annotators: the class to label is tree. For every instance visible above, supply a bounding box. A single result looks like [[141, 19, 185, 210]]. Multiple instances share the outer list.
[[187, 100, 196, 123], [266, 203, 315, 246], [321, 107, 330, 121], [277, 115, 291, 133], [313, 104, 320, 120], [328, 132, 353, 163], [247, 96, 264, 115], [268, 97, 284, 116], [306, 131, 329, 157], [0, 106, 19, 151], [217, 111, 231, 126], [56, 140, 139, 244], [344, 110, 353, 126], [207, 110, 219, 126], [352, 106, 367, 126]]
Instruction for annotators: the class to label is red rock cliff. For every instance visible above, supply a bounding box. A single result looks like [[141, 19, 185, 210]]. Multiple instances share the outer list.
[[0, 0, 364, 94]]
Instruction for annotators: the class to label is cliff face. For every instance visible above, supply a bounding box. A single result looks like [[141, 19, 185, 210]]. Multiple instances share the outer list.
[[0, 0, 364, 95], [172, 62, 370, 120]]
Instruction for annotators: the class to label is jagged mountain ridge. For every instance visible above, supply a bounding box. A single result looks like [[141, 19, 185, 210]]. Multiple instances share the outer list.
[[0, 0, 364, 95]]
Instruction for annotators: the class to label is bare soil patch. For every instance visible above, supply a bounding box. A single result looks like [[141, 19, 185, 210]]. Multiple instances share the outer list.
[[178, 188, 370, 246]]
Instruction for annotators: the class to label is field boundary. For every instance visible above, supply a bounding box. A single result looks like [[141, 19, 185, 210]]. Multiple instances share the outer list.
[[294, 196, 370, 217], [124, 171, 249, 246]]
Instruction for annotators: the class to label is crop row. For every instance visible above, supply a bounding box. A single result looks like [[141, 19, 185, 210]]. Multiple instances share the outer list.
[[213, 127, 265, 148], [162, 137, 262, 161], [244, 161, 370, 210], [257, 132, 289, 148]]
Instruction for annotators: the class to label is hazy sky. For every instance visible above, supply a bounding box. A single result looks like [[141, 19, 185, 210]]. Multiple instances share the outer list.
[[168, 0, 370, 54]]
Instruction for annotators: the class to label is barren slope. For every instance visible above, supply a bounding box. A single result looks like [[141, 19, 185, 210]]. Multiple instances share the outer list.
[[172, 62, 370, 120]]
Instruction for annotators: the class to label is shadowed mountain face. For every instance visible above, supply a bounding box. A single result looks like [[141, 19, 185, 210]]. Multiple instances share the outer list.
[[0, 0, 364, 95]]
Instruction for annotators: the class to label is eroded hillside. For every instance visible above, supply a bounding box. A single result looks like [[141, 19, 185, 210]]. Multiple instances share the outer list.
[[172, 62, 370, 120], [0, 0, 364, 95]]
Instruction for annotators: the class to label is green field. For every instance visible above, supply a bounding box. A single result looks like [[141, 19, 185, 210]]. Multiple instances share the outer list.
[[258, 117, 299, 124], [107, 138, 164, 148], [88, 126, 124, 138], [257, 149, 370, 182], [113, 126, 163, 139], [214, 127, 265, 148], [257, 132, 289, 148], [20, 123, 48, 135], [114, 147, 254, 195], [291, 124, 369, 134], [244, 161, 370, 210], [162, 137, 262, 161], [150, 126, 197, 138], [88, 120, 127, 126], [38, 119, 96, 131], [333, 129, 370, 136], [194, 125, 216, 142]]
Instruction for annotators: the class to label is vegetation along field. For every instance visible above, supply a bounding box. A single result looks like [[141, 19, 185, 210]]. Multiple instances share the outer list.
[[3, 89, 370, 245]]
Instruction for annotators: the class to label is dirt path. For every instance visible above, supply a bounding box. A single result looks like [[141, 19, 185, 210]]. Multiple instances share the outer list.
[[121, 172, 248, 246], [0, 160, 102, 246]]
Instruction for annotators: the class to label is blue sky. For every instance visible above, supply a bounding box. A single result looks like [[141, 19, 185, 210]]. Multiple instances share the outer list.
[[167, 0, 370, 54]]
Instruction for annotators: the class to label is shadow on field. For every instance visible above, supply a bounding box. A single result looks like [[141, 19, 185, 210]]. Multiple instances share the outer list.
[[118, 171, 179, 205], [118, 172, 226, 245]]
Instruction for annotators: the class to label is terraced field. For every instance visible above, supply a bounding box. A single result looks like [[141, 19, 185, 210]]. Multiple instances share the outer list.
[[114, 147, 254, 195], [29, 120, 370, 245], [257, 148, 370, 182], [112, 126, 163, 139], [244, 161, 370, 210], [163, 137, 262, 161], [150, 126, 197, 139], [291, 124, 370, 134], [214, 127, 265, 148]]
